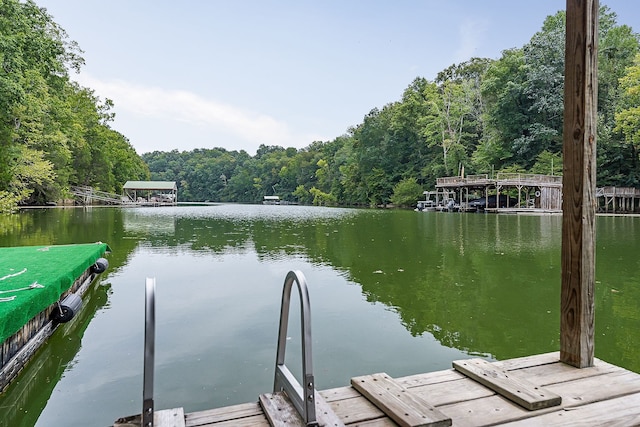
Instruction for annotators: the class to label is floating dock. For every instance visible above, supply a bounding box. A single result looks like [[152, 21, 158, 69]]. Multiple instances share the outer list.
[[0, 243, 110, 392], [113, 352, 640, 426]]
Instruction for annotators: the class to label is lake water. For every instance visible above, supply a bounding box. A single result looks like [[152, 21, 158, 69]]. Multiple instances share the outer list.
[[0, 205, 638, 427]]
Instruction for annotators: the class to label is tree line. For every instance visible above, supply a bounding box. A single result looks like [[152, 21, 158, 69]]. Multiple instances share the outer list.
[[145, 7, 640, 207], [0, 0, 149, 213], [3, 3, 640, 211]]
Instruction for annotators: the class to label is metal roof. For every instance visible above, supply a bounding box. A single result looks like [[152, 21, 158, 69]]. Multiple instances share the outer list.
[[123, 181, 177, 191]]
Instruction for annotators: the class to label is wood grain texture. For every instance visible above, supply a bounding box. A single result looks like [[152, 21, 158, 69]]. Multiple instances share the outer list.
[[351, 373, 451, 427], [155, 408, 186, 427], [560, 0, 599, 368], [136, 353, 640, 426], [259, 390, 345, 427], [452, 359, 561, 411]]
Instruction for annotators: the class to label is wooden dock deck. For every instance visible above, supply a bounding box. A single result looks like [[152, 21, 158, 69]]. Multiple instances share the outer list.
[[131, 352, 640, 427]]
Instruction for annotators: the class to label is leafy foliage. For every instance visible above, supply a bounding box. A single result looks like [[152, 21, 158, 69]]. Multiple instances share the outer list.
[[391, 178, 423, 207], [4, 4, 640, 211], [145, 6, 640, 207], [0, 0, 149, 211]]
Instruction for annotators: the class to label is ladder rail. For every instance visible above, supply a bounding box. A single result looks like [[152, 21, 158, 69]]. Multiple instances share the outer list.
[[273, 270, 317, 426], [143, 278, 156, 427]]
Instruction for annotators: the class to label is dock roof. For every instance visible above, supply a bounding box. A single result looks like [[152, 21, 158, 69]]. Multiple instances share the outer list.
[[123, 181, 177, 191]]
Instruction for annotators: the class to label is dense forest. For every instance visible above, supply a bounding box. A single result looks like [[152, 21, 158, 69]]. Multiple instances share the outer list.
[[3, 3, 640, 211], [0, 0, 149, 213], [144, 6, 640, 207]]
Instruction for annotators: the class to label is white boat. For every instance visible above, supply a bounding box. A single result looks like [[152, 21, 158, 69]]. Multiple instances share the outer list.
[[263, 195, 280, 205]]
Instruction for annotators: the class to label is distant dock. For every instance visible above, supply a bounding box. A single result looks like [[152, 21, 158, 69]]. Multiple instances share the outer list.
[[430, 174, 640, 214]]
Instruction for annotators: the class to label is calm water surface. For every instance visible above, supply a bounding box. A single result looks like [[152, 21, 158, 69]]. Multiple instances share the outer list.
[[0, 205, 638, 427]]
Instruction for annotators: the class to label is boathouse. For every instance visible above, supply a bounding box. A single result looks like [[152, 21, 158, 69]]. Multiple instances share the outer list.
[[597, 186, 640, 213], [263, 195, 281, 205], [435, 173, 563, 212], [123, 181, 178, 206]]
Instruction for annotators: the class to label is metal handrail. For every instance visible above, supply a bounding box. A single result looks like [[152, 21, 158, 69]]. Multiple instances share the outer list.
[[273, 270, 317, 426], [143, 278, 156, 427]]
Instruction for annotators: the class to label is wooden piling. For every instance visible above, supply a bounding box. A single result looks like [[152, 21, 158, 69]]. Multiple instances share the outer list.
[[560, 0, 598, 368]]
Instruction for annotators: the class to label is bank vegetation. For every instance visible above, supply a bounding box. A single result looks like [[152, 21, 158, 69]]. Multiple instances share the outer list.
[[3, 3, 640, 211]]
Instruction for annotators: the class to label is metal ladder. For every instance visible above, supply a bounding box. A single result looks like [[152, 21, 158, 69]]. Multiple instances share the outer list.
[[260, 270, 344, 427], [135, 272, 341, 427], [273, 270, 317, 425], [143, 278, 155, 427], [115, 278, 157, 427]]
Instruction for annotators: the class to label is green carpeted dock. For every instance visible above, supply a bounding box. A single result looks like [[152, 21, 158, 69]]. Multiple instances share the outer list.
[[0, 242, 110, 392]]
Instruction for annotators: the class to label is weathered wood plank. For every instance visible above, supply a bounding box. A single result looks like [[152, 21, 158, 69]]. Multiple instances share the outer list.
[[452, 359, 561, 410], [516, 359, 620, 387], [398, 369, 466, 389], [560, 0, 599, 368], [410, 376, 495, 407], [545, 369, 640, 408], [500, 391, 640, 426], [185, 402, 264, 425], [493, 352, 560, 370], [315, 392, 347, 427], [320, 385, 362, 402], [189, 416, 271, 427], [437, 395, 548, 427], [156, 408, 186, 427], [181, 354, 640, 426], [259, 391, 345, 427], [348, 419, 400, 427], [351, 373, 451, 427], [408, 358, 623, 409], [259, 392, 305, 427], [323, 393, 386, 424], [439, 364, 640, 426], [0, 322, 56, 392]]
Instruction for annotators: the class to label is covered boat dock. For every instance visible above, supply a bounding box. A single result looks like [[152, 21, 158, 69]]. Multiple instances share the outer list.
[[435, 173, 563, 213], [123, 181, 178, 206]]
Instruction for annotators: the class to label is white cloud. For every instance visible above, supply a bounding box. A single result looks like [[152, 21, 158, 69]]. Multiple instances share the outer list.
[[74, 73, 325, 151], [454, 18, 489, 63]]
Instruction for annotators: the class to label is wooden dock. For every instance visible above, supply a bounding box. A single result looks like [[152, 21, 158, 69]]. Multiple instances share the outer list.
[[127, 352, 640, 427]]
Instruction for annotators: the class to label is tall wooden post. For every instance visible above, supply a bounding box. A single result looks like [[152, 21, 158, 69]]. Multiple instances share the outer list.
[[560, 0, 598, 368]]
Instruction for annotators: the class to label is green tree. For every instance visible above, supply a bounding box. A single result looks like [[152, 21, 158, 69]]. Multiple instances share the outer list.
[[309, 186, 337, 206], [293, 184, 312, 204], [530, 150, 562, 176], [0, 0, 148, 209], [0, 0, 82, 206], [614, 53, 640, 184], [391, 178, 423, 208]]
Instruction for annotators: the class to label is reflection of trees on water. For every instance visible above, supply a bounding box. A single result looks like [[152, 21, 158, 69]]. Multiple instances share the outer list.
[[312, 211, 564, 361], [118, 208, 640, 371], [0, 208, 140, 273], [594, 216, 640, 373], [132, 208, 567, 360], [4, 207, 637, 372]]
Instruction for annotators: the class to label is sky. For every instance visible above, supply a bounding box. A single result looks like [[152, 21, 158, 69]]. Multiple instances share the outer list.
[[35, 1, 640, 156]]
